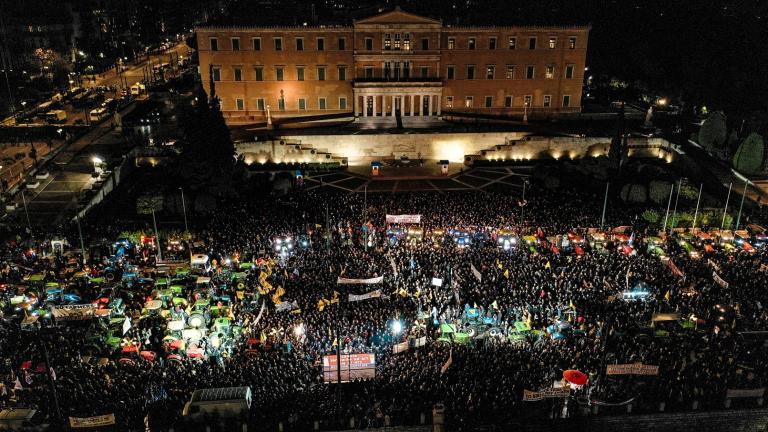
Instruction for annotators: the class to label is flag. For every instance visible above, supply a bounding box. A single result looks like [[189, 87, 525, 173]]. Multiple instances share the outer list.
[[471, 263, 482, 282], [260, 332, 267, 343], [24, 371, 32, 385], [491, 300, 498, 309], [628, 231, 635, 246], [664, 290, 671, 301], [122, 317, 131, 336], [496, 259, 503, 269], [13, 377, 22, 390], [440, 350, 453, 374], [545, 261, 551, 270], [503, 269, 509, 279], [49, 367, 56, 381]]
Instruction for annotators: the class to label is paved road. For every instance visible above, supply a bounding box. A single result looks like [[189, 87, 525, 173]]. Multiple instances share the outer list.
[[83, 43, 192, 92]]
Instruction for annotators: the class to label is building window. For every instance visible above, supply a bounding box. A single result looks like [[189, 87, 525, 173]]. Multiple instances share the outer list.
[[317, 38, 325, 51], [468, 37, 476, 49], [466, 65, 475, 80], [364, 66, 374, 79], [448, 37, 455, 50], [489, 37, 497, 49], [210, 37, 218, 51], [506, 65, 515, 79], [526, 65, 535, 79], [274, 37, 283, 51], [447, 66, 455, 80], [543, 95, 552, 107], [338, 66, 346, 81], [508, 37, 516, 49], [365, 38, 373, 50], [504, 95, 513, 107], [231, 37, 240, 51], [254, 67, 264, 81], [233, 67, 242, 81], [339, 97, 347, 110], [465, 96, 473, 108], [296, 38, 304, 51], [415, 67, 426, 78], [548, 37, 556, 49], [565, 64, 574, 79], [297, 67, 305, 81], [403, 38, 410, 51], [236, 98, 244, 110], [562, 95, 571, 107], [524, 95, 532, 106], [446, 96, 453, 108], [528, 37, 536, 49], [384, 33, 391, 50], [252, 37, 261, 51], [394, 33, 401, 50], [278, 97, 285, 111], [212, 67, 221, 81], [257, 98, 265, 110], [486, 65, 495, 79], [276, 67, 284, 81], [318, 97, 327, 110], [421, 38, 429, 50], [485, 96, 493, 108], [338, 38, 346, 50], [545, 65, 554, 79], [569, 36, 577, 49], [298, 98, 306, 110], [317, 67, 326, 81]]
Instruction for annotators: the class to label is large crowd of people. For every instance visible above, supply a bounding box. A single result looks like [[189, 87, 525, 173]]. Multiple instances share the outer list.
[[0, 184, 767, 431]]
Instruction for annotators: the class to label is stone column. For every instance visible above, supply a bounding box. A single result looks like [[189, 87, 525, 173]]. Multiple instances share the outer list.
[[391, 95, 396, 117], [436, 95, 441, 116], [428, 94, 434, 116], [362, 95, 368, 117], [410, 94, 415, 116], [372, 94, 377, 117], [416, 95, 421, 116]]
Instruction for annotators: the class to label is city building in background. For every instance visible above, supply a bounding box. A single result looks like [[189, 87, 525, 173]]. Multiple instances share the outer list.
[[197, 8, 589, 125]]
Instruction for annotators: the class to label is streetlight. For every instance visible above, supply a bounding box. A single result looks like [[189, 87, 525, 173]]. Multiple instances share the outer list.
[[391, 320, 403, 335], [523, 101, 529, 124]]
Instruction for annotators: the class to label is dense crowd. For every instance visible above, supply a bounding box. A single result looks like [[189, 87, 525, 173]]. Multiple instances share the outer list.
[[0, 184, 767, 431]]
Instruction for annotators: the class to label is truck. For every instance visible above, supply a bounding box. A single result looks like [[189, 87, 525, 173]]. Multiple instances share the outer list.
[[45, 110, 67, 124]]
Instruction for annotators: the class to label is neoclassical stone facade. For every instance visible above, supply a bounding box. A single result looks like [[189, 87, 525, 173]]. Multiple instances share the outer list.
[[197, 8, 589, 125]]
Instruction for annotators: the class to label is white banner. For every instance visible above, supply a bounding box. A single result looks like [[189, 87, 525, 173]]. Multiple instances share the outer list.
[[390, 256, 398, 275], [606, 364, 659, 376], [337, 276, 384, 285], [414, 336, 427, 347], [713, 271, 729, 289], [522, 388, 570, 401], [386, 214, 421, 224], [471, 263, 482, 282], [51, 304, 96, 321], [69, 414, 116, 428], [726, 388, 765, 398], [431, 278, 443, 287], [348, 289, 383, 302], [393, 341, 409, 354]]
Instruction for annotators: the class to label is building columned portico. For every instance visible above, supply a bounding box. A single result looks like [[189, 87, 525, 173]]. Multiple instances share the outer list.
[[353, 82, 442, 118]]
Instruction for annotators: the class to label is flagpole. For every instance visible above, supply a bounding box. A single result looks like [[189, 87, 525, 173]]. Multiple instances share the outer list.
[[662, 183, 674, 233], [721, 182, 732, 230], [600, 182, 609, 230], [691, 183, 703, 232], [669, 178, 682, 235], [363, 184, 368, 251], [735, 179, 749, 230]]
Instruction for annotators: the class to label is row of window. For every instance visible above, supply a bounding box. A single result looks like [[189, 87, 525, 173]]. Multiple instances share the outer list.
[[208, 35, 578, 52], [211, 64, 576, 82], [225, 94, 572, 112], [448, 64, 576, 80], [229, 96, 349, 111], [212, 65, 347, 81], [446, 94, 573, 109]]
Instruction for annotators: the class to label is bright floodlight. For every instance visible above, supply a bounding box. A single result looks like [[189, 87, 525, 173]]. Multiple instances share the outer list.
[[294, 324, 305, 337], [92, 156, 103, 164], [392, 320, 403, 335]]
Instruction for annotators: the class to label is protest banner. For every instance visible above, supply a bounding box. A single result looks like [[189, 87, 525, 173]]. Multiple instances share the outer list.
[[726, 388, 765, 398], [606, 364, 659, 376], [385, 214, 421, 224], [322, 354, 376, 383], [713, 271, 729, 289], [348, 289, 383, 302], [393, 341, 409, 354], [69, 414, 116, 428], [337, 276, 384, 285], [431, 278, 443, 287], [471, 263, 482, 282], [522, 388, 570, 401], [414, 336, 427, 347], [51, 304, 96, 321]]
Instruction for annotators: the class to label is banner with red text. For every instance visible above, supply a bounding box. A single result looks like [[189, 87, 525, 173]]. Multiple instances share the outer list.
[[386, 214, 421, 224]]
